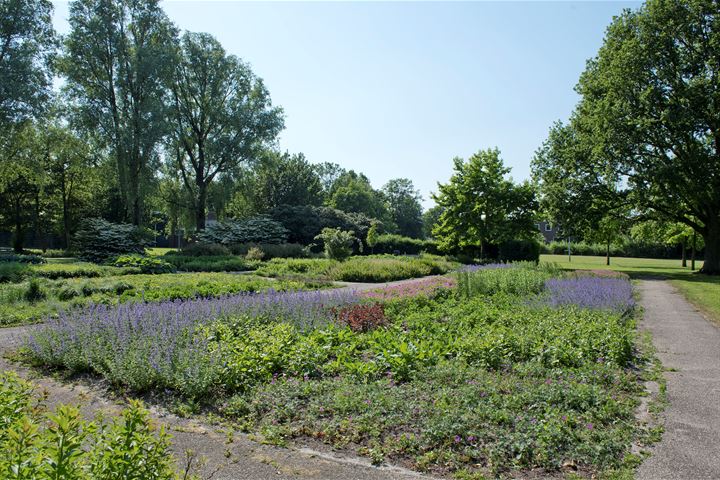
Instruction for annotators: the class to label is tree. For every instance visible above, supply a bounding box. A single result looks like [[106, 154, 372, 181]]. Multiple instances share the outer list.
[[167, 32, 284, 231], [572, 0, 720, 273], [60, 0, 176, 225], [422, 204, 444, 239], [382, 178, 424, 238], [0, 0, 55, 127], [328, 171, 393, 229], [314, 162, 346, 201], [432, 148, 537, 257], [250, 151, 323, 212], [532, 121, 629, 263], [632, 219, 705, 267]]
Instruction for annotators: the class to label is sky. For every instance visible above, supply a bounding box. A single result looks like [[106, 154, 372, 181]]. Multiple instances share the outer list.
[[51, 0, 641, 209]]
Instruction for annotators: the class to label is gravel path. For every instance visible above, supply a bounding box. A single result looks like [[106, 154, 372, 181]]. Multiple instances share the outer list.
[[637, 279, 720, 480], [0, 278, 440, 480]]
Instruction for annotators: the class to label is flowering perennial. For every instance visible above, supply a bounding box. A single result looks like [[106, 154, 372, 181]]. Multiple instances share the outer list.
[[545, 276, 635, 313]]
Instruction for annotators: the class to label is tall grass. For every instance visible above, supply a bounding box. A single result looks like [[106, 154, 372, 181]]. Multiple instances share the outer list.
[[456, 262, 561, 298]]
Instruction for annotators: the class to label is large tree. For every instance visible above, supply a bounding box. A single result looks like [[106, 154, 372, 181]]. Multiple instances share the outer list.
[[432, 148, 537, 257], [382, 178, 424, 238], [327, 171, 394, 229], [0, 0, 55, 127], [167, 32, 284, 231], [60, 0, 176, 225], [250, 151, 323, 213], [572, 0, 720, 273]]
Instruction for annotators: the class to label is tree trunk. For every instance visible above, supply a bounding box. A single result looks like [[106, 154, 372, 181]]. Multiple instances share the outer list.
[[691, 232, 696, 272], [681, 239, 687, 267], [700, 218, 720, 275], [605, 241, 610, 266], [195, 183, 207, 232]]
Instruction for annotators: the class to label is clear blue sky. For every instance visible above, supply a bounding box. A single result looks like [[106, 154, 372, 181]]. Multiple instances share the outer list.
[[51, 1, 641, 209]]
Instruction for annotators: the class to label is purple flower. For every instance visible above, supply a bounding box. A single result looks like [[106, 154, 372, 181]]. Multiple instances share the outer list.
[[544, 277, 634, 313], [454, 435, 462, 444]]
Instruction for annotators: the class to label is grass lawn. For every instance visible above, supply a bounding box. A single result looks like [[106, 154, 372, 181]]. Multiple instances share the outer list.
[[147, 247, 178, 256], [541, 254, 720, 324]]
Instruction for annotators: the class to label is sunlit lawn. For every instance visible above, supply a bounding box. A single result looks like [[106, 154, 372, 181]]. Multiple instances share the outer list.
[[146, 247, 178, 256], [541, 254, 720, 324]]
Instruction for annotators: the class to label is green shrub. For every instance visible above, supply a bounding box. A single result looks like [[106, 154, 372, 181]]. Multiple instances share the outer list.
[[0, 372, 178, 479], [198, 216, 289, 245], [57, 285, 81, 301], [0, 262, 29, 283], [164, 254, 258, 272], [24, 278, 46, 303], [498, 239, 541, 262], [111, 255, 176, 274], [315, 227, 361, 261], [229, 242, 308, 259], [73, 218, 153, 263], [177, 242, 231, 256], [371, 234, 424, 254], [456, 263, 558, 298], [270, 204, 374, 250], [0, 253, 46, 264]]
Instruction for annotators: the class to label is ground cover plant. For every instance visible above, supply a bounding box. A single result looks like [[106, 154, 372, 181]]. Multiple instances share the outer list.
[[0, 371, 179, 479], [23, 263, 652, 478], [0, 273, 319, 326]]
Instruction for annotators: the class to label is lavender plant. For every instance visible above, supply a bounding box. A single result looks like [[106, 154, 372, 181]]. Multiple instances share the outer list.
[[544, 276, 635, 313], [27, 288, 360, 397]]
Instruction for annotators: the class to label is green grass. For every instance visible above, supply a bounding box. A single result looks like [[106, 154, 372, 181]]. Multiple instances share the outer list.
[[541, 254, 720, 324], [146, 247, 178, 256]]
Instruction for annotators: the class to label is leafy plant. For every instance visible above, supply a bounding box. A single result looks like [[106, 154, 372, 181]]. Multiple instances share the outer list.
[[245, 246, 265, 261], [198, 216, 289, 245], [24, 278, 46, 303], [314, 227, 362, 261], [178, 243, 231, 257], [73, 218, 153, 263], [111, 255, 176, 274]]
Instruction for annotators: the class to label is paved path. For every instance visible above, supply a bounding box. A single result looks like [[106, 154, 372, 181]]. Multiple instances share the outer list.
[[637, 279, 720, 480], [0, 279, 440, 480]]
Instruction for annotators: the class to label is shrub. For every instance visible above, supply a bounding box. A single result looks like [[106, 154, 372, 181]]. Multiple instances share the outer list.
[[498, 239, 541, 263], [164, 254, 257, 272], [177, 242, 231, 257], [245, 246, 265, 261], [456, 262, 557, 298], [24, 278, 46, 303], [315, 228, 361, 261], [111, 255, 176, 274], [73, 218, 153, 263], [198, 216, 289, 245], [0, 262, 29, 283], [229, 242, 308, 259], [0, 253, 46, 264], [371, 234, 425, 255], [0, 372, 178, 479], [270, 204, 373, 251], [331, 303, 387, 332]]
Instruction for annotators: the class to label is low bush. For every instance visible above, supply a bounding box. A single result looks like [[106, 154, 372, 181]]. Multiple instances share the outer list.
[[24, 278, 46, 303], [31, 262, 138, 279], [456, 262, 560, 298], [229, 242, 308, 259], [111, 254, 176, 274], [0, 252, 46, 264], [498, 238, 541, 262], [0, 372, 179, 479], [198, 216, 289, 245], [178, 242, 231, 257], [315, 227, 361, 261], [541, 239, 696, 259], [164, 254, 258, 272], [370, 234, 424, 254], [73, 218, 153, 262], [0, 262, 29, 283]]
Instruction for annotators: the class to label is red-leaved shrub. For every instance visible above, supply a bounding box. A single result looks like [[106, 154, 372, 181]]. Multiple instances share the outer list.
[[332, 303, 387, 332]]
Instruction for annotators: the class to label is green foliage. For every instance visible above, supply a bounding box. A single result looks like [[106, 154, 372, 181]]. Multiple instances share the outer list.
[[314, 227, 361, 261], [0, 372, 178, 479], [178, 243, 232, 257], [24, 278, 46, 303], [198, 216, 289, 245], [0, 262, 30, 283], [498, 239, 541, 263], [164, 255, 257, 272], [73, 218, 153, 263], [327, 171, 393, 228], [0, 0, 55, 126], [0, 252, 46, 264], [382, 178, 424, 238], [365, 223, 379, 250], [456, 263, 560, 298], [245, 246, 265, 261], [542, 240, 691, 260], [229, 243, 308, 260], [270, 204, 374, 250], [433, 149, 538, 257], [370, 234, 437, 255], [329, 255, 452, 282], [111, 255, 176, 274]]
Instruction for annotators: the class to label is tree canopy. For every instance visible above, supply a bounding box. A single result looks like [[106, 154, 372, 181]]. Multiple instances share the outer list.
[[432, 148, 537, 256]]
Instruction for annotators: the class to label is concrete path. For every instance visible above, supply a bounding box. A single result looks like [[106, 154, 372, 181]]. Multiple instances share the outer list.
[[637, 279, 720, 480], [0, 280, 440, 480]]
